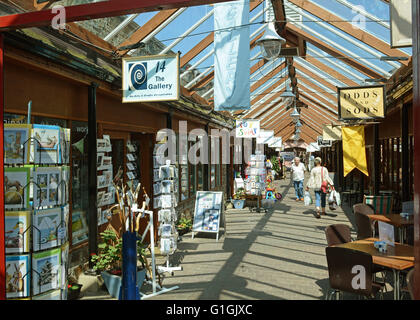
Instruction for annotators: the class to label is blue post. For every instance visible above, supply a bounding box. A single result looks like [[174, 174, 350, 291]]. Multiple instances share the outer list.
[[121, 231, 137, 300]]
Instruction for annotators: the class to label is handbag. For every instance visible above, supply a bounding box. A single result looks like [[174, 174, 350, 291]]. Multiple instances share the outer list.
[[320, 167, 328, 193]]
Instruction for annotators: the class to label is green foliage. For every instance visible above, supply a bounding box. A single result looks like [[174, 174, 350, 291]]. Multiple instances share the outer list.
[[176, 217, 192, 230], [271, 156, 280, 174], [233, 187, 246, 200], [91, 230, 122, 272]]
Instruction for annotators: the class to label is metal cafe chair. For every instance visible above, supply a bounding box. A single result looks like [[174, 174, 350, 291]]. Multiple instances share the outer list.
[[325, 247, 385, 300], [325, 224, 352, 247]]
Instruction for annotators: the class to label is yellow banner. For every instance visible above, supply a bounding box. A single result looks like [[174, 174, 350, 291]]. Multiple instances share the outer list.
[[338, 85, 385, 120], [342, 126, 369, 177]]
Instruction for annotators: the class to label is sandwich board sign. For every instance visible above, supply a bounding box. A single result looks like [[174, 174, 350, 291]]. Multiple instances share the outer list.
[[192, 191, 225, 242], [122, 53, 180, 103]]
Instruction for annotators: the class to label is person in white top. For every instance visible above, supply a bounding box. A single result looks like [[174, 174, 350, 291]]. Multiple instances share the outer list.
[[290, 157, 306, 201], [306, 157, 334, 218]]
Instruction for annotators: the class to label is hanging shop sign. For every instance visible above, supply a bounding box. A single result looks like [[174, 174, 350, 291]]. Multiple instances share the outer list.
[[390, 0, 412, 48], [235, 119, 260, 138], [122, 53, 180, 103], [337, 85, 385, 120], [317, 136, 332, 147], [323, 125, 342, 141], [268, 137, 282, 148], [256, 129, 274, 144]]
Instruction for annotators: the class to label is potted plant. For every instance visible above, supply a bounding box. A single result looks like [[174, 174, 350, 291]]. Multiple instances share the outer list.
[[91, 229, 146, 299], [67, 282, 83, 300], [176, 217, 192, 236], [232, 188, 246, 209], [270, 156, 281, 180]]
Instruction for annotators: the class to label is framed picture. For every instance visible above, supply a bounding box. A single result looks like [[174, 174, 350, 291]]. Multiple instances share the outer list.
[[71, 211, 88, 245], [33, 208, 63, 251], [32, 124, 61, 164], [6, 254, 31, 299], [4, 124, 31, 164], [32, 248, 61, 295], [5, 167, 31, 210], [5, 211, 31, 254]]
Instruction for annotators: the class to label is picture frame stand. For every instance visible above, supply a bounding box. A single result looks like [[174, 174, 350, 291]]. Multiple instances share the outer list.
[[139, 209, 179, 299]]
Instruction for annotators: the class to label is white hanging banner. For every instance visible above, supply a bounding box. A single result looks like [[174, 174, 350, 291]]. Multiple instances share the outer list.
[[214, 0, 250, 111], [235, 119, 260, 138], [268, 137, 282, 148], [122, 53, 180, 103], [256, 130, 274, 144]]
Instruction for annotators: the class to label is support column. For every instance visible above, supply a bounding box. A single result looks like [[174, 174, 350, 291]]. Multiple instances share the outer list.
[[401, 104, 410, 201], [203, 124, 209, 191], [0, 33, 5, 300], [412, 0, 420, 300], [337, 142, 344, 191], [373, 124, 380, 196], [87, 82, 98, 271]]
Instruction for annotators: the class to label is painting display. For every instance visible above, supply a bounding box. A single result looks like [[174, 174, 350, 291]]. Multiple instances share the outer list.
[[4, 124, 31, 164], [5, 167, 31, 210], [6, 254, 31, 299], [32, 248, 61, 295], [192, 191, 223, 234], [5, 211, 31, 254], [32, 124, 61, 164]]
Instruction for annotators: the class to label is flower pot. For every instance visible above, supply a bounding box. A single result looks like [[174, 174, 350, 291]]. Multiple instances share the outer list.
[[101, 269, 146, 299], [177, 228, 190, 236], [67, 284, 83, 300], [232, 199, 245, 209]]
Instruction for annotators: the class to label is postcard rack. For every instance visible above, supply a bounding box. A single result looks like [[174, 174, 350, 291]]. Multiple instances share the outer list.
[[4, 123, 71, 300]]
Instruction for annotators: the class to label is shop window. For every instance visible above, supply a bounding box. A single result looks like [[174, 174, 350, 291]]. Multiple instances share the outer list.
[[71, 121, 89, 245], [4, 113, 27, 124]]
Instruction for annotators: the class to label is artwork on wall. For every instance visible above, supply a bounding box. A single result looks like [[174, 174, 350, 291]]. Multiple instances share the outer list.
[[6, 254, 31, 299], [71, 211, 88, 245], [32, 248, 61, 295], [4, 124, 31, 164], [5, 167, 31, 210], [5, 211, 31, 254]]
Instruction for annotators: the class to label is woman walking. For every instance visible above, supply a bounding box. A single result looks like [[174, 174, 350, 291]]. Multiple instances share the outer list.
[[305, 157, 334, 218]]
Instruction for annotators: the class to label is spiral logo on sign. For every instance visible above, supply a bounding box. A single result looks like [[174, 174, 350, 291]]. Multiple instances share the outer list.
[[129, 62, 147, 91]]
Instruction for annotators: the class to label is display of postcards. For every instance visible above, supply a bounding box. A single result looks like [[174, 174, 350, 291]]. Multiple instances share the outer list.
[[33, 207, 63, 251], [4, 124, 31, 164], [97, 139, 107, 152], [173, 181, 179, 193], [103, 135, 112, 152], [255, 154, 265, 161], [61, 242, 69, 290], [161, 180, 173, 194], [160, 194, 173, 209], [32, 289, 61, 300], [126, 141, 136, 153], [97, 171, 112, 189], [202, 210, 219, 232], [250, 154, 256, 161], [5, 167, 31, 209], [107, 185, 116, 205], [6, 254, 31, 299], [34, 167, 62, 208], [153, 182, 162, 196], [255, 161, 265, 168], [71, 211, 88, 245], [159, 165, 175, 179], [32, 248, 61, 295], [153, 196, 161, 209], [126, 153, 136, 161], [59, 128, 71, 165], [97, 191, 105, 206], [153, 169, 161, 182], [101, 156, 112, 167], [60, 166, 70, 205], [102, 192, 113, 206], [160, 224, 173, 237], [126, 171, 136, 180], [160, 238, 172, 255], [32, 124, 61, 164], [5, 211, 31, 254], [158, 209, 173, 223], [126, 162, 136, 171]]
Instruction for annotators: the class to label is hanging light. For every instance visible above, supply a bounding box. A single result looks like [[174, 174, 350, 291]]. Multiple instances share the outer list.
[[295, 120, 302, 127], [280, 83, 296, 99], [295, 127, 301, 134], [290, 107, 300, 122], [256, 22, 286, 60]]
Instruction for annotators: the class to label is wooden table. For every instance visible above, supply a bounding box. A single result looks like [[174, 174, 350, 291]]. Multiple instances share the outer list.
[[334, 238, 414, 300], [368, 214, 414, 244]]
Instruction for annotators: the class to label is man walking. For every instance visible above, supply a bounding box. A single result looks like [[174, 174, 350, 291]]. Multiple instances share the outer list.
[[291, 156, 305, 201]]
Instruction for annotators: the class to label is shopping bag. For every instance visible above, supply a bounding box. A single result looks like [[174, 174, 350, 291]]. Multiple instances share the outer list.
[[334, 191, 341, 206], [328, 190, 339, 210], [304, 191, 312, 206]]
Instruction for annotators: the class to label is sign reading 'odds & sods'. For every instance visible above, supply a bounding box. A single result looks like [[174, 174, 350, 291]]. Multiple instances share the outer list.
[[337, 85, 385, 120]]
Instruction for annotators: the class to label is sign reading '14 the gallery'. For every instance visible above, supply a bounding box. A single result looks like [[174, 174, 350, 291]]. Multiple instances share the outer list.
[[338, 85, 385, 120], [122, 53, 180, 103]]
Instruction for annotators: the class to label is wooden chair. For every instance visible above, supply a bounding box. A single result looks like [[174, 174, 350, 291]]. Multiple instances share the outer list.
[[325, 224, 352, 247], [363, 195, 393, 215]]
